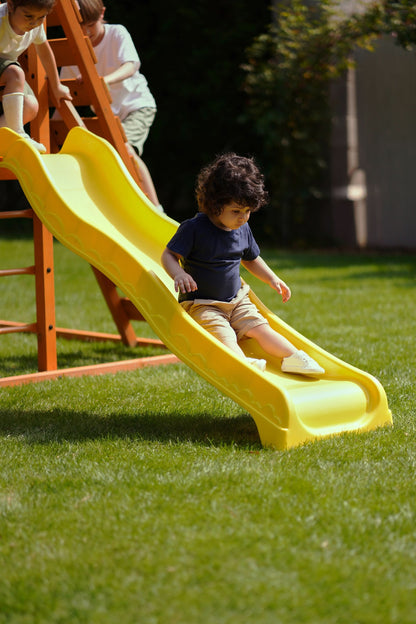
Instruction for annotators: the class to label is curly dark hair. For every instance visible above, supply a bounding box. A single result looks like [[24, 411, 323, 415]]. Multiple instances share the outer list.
[[195, 152, 269, 216]]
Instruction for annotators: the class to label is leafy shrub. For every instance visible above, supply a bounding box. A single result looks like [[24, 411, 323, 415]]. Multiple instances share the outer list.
[[242, 0, 385, 245]]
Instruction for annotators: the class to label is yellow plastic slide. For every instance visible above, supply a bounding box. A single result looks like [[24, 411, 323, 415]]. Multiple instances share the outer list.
[[0, 127, 392, 449]]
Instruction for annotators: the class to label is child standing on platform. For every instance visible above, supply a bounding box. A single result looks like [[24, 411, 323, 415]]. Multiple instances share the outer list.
[[0, 0, 71, 153], [59, 0, 161, 209], [161, 152, 325, 376]]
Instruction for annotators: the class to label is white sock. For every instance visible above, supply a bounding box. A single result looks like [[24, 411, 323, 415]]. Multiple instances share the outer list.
[[2, 92, 25, 135], [246, 357, 267, 372]]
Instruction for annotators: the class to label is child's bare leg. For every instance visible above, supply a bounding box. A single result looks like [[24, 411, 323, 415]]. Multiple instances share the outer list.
[[198, 318, 246, 358], [1, 93, 39, 127], [246, 324, 296, 360], [125, 143, 160, 207], [209, 327, 267, 371], [0, 66, 45, 153], [134, 155, 159, 206], [0, 94, 38, 128], [221, 335, 248, 359], [23, 94, 39, 125], [246, 323, 325, 375], [1, 92, 25, 133], [1, 89, 46, 152], [0, 65, 25, 132]]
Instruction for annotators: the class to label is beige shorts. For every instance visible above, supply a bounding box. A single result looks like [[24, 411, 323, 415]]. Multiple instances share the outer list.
[[180, 283, 268, 349], [121, 107, 156, 156]]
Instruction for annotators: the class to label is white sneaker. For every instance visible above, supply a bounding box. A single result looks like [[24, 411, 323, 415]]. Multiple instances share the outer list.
[[20, 133, 46, 154], [281, 350, 325, 376], [246, 357, 267, 372]]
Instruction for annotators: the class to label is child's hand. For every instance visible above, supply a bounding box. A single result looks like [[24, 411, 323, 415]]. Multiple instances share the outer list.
[[53, 83, 73, 103], [271, 277, 291, 303], [174, 271, 198, 295]]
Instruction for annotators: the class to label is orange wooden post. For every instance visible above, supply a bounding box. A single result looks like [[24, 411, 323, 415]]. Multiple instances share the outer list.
[[32, 215, 58, 371], [91, 267, 139, 348], [24, 29, 57, 370], [26, 42, 51, 149]]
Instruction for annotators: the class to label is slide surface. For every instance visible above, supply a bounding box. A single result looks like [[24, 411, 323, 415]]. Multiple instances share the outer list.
[[0, 127, 392, 449]]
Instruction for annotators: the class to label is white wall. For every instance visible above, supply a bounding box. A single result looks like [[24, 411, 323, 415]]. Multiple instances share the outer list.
[[354, 36, 416, 249]]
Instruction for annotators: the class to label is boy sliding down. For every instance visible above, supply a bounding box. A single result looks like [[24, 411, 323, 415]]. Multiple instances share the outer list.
[[161, 152, 325, 376], [0, 0, 71, 153]]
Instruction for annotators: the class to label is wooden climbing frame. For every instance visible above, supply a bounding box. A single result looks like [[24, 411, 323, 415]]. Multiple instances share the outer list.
[[0, 0, 178, 386]]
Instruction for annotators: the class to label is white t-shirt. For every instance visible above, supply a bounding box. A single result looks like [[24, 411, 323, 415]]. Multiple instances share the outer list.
[[60, 23, 156, 120], [0, 3, 46, 61]]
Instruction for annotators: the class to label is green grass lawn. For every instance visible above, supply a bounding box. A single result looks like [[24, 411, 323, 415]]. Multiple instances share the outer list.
[[1, 238, 415, 623]]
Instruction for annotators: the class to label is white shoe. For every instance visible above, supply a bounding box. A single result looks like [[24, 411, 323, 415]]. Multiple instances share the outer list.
[[281, 350, 325, 376], [246, 357, 267, 372], [20, 133, 46, 154]]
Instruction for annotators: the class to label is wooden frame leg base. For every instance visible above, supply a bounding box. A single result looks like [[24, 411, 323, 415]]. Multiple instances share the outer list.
[[0, 353, 180, 387]]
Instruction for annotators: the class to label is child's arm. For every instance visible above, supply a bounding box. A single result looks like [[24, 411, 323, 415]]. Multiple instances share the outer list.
[[241, 256, 291, 303], [161, 248, 198, 294], [103, 61, 139, 86], [35, 41, 72, 105]]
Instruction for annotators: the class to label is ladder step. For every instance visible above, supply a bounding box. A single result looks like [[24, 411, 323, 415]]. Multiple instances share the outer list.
[[0, 267, 36, 277], [0, 209, 33, 219], [49, 36, 96, 68], [0, 322, 37, 335], [60, 77, 99, 106]]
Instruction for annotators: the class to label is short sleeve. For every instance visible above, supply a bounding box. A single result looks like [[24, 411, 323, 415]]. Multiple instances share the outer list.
[[241, 225, 260, 261], [166, 220, 195, 259], [111, 25, 140, 66]]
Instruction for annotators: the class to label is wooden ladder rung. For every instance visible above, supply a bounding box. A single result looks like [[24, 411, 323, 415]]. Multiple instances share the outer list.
[[0, 209, 34, 219], [49, 36, 96, 68], [0, 322, 37, 335], [0, 266, 36, 277]]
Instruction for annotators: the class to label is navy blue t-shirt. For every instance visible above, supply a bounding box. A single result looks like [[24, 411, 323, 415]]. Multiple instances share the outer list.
[[166, 212, 260, 302]]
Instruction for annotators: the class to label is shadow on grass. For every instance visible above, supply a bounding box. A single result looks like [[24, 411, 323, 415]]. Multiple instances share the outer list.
[[0, 407, 262, 449]]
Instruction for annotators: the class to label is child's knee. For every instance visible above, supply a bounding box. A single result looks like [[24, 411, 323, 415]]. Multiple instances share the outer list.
[[3, 63, 25, 88], [244, 320, 272, 341]]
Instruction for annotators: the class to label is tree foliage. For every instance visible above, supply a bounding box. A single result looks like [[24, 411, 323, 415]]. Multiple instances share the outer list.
[[241, 0, 387, 245], [382, 0, 416, 48]]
